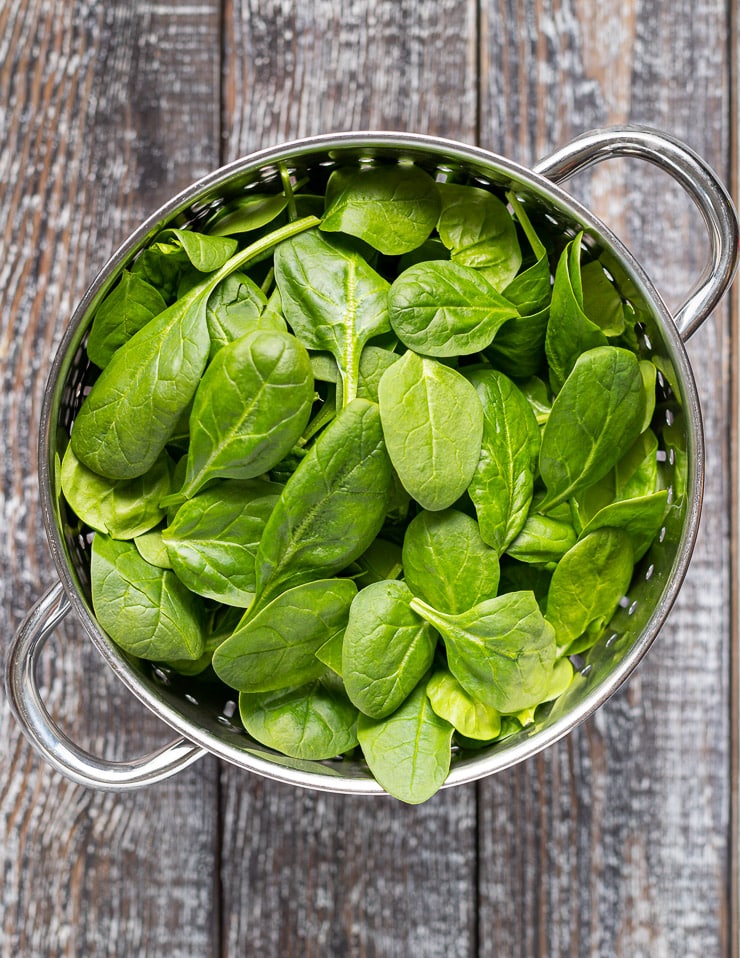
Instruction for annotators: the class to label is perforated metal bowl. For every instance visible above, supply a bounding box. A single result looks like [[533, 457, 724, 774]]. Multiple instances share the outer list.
[[6, 127, 738, 792]]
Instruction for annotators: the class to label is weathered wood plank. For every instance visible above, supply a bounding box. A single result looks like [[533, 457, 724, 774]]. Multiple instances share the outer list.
[[218, 2, 481, 956], [0, 2, 222, 956], [219, 777, 478, 957], [478, 1, 733, 955], [221, 0, 479, 155]]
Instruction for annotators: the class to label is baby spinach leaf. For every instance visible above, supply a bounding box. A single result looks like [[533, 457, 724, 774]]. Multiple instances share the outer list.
[[72, 215, 320, 481], [436, 183, 522, 287], [315, 631, 344, 677], [134, 529, 172, 569], [157, 228, 238, 272], [572, 427, 664, 533], [321, 163, 441, 255], [581, 259, 626, 336], [206, 271, 274, 356], [207, 193, 289, 236], [615, 428, 661, 500], [513, 655, 576, 726], [402, 509, 500, 614], [356, 346, 400, 403], [308, 346, 399, 405], [579, 489, 668, 562], [505, 514, 577, 564], [87, 270, 168, 369], [517, 375, 552, 425], [377, 351, 484, 511], [426, 669, 502, 741], [255, 398, 393, 606], [60, 443, 173, 539], [501, 192, 551, 319], [544, 528, 634, 654], [350, 537, 403, 587], [638, 359, 657, 432], [162, 478, 281, 606], [410, 591, 556, 714], [131, 240, 188, 303], [274, 230, 391, 404], [181, 328, 314, 498], [239, 677, 359, 760], [357, 677, 454, 804], [342, 579, 437, 719], [465, 368, 540, 553], [71, 278, 214, 480], [212, 578, 357, 692], [388, 260, 518, 357], [91, 534, 205, 661], [539, 346, 646, 511], [545, 234, 607, 390], [483, 306, 549, 379]]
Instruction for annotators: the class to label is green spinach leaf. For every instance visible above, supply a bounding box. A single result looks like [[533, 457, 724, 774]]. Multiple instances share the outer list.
[[87, 270, 168, 369], [157, 228, 238, 272], [134, 529, 172, 569], [579, 490, 668, 562], [388, 260, 518, 357], [321, 163, 441, 255], [545, 234, 607, 390], [465, 367, 540, 553], [162, 478, 282, 606], [402, 509, 500, 614], [357, 677, 454, 804], [212, 577, 356, 692], [255, 398, 393, 606], [505, 513, 577, 564], [275, 230, 391, 404], [207, 193, 289, 236], [426, 669, 502, 740], [91, 534, 205, 661], [378, 350, 484, 511], [180, 328, 314, 498], [239, 677, 359, 760], [410, 591, 556, 713], [61, 443, 173, 539], [436, 183, 522, 287], [581, 259, 626, 336], [206, 271, 276, 357], [342, 579, 437, 719], [545, 528, 634, 654], [539, 346, 646, 511]]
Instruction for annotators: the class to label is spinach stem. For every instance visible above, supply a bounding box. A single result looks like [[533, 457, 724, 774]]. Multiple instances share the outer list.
[[280, 164, 299, 222], [506, 190, 546, 259], [211, 215, 320, 289]]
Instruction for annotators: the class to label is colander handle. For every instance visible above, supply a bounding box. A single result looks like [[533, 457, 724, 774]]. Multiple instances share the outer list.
[[5, 582, 208, 790], [533, 125, 739, 340]]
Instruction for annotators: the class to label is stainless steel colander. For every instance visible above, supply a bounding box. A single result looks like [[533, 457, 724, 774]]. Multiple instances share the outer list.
[[6, 127, 738, 793]]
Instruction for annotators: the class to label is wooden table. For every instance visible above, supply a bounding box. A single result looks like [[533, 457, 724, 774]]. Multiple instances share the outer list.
[[1, 2, 737, 955]]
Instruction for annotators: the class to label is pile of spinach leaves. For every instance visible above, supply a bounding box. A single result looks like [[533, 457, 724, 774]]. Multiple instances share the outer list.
[[61, 158, 678, 804]]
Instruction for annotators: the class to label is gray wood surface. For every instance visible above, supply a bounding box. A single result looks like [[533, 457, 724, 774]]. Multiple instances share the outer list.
[[0, 1, 735, 956]]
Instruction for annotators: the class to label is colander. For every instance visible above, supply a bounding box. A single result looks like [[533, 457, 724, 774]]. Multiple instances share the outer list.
[[6, 127, 738, 793]]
